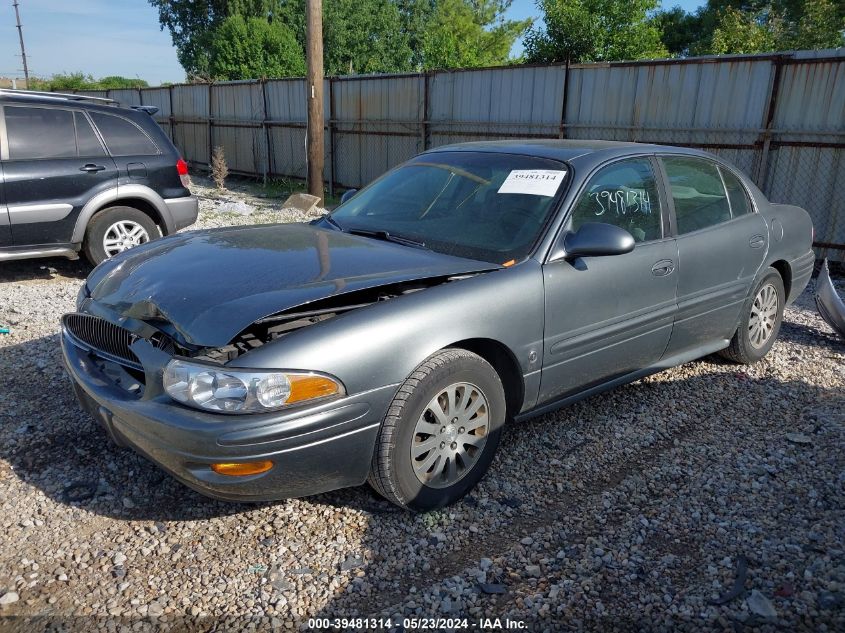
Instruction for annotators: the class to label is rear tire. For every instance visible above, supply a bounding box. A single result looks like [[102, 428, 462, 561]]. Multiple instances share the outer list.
[[368, 349, 506, 511], [719, 267, 785, 364], [83, 206, 158, 266]]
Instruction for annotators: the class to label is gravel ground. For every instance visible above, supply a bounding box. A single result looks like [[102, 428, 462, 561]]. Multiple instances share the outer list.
[[0, 177, 843, 631]]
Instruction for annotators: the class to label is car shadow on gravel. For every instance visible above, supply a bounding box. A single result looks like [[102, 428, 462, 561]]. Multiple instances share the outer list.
[[1, 325, 844, 626], [1, 323, 842, 528], [0, 257, 93, 283], [0, 332, 399, 524]]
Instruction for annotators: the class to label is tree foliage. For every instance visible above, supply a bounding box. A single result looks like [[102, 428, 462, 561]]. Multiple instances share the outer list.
[[421, 0, 531, 70], [323, 0, 412, 74], [149, 0, 528, 79], [29, 73, 149, 91], [525, 0, 667, 63], [652, 0, 845, 57], [208, 14, 305, 79]]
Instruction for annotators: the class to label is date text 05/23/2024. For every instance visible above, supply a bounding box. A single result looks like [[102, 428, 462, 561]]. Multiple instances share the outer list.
[[307, 617, 527, 630]]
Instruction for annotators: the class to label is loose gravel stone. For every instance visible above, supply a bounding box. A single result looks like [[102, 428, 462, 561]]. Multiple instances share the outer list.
[[0, 173, 842, 630]]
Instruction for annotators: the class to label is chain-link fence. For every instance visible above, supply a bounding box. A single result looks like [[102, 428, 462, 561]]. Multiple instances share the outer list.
[[78, 50, 845, 259]]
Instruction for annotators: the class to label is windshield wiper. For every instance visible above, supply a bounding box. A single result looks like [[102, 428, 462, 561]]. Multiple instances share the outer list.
[[347, 228, 428, 250], [319, 214, 344, 231]]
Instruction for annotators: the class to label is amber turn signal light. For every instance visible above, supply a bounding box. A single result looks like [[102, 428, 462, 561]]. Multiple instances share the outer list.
[[211, 460, 274, 477], [287, 375, 341, 404]]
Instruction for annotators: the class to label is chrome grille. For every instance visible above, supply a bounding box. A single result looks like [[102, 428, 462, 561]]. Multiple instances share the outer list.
[[62, 313, 172, 370]]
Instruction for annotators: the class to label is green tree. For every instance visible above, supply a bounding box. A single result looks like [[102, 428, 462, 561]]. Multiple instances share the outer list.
[[96, 76, 150, 89], [653, 0, 844, 57], [710, 6, 782, 54], [421, 0, 531, 69], [323, 0, 412, 74], [208, 14, 305, 79], [27, 73, 150, 91], [525, 0, 668, 63], [43, 72, 97, 91], [396, 0, 437, 69], [651, 5, 704, 56], [787, 0, 845, 49], [148, 0, 291, 79]]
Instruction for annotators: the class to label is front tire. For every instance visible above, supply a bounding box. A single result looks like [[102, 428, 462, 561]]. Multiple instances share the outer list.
[[368, 349, 506, 511], [83, 206, 158, 265], [719, 267, 785, 364]]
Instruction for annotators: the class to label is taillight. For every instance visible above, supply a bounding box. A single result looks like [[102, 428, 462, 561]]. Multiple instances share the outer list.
[[176, 158, 190, 188]]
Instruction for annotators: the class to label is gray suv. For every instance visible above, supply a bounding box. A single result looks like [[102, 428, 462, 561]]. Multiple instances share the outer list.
[[0, 90, 198, 265]]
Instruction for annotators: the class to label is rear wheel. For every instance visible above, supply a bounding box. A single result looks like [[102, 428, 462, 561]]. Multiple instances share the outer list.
[[719, 268, 785, 364], [83, 206, 158, 265], [368, 349, 506, 511]]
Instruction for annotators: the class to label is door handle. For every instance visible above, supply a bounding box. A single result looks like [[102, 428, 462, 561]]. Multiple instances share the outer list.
[[79, 164, 106, 173], [749, 234, 766, 249], [651, 259, 675, 277]]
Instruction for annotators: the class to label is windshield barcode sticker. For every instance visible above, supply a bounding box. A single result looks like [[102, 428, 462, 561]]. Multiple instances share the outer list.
[[498, 170, 567, 197]]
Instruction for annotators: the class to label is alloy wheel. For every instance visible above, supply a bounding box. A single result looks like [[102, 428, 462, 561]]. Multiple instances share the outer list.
[[748, 283, 779, 349], [103, 220, 150, 257], [411, 382, 489, 489]]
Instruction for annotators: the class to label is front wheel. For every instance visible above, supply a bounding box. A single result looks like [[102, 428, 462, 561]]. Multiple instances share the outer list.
[[368, 349, 506, 511], [719, 267, 785, 364]]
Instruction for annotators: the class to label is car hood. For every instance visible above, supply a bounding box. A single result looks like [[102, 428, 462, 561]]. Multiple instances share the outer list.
[[84, 223, 497, 347]]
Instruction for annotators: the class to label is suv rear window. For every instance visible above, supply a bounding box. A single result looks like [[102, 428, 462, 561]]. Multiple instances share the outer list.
[[75, 112, 106, 157], [90, 112, 159, 156], [5, 106, 77, 160]]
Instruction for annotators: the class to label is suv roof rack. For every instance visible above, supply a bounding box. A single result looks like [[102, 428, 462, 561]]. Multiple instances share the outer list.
[[0, 89, 116, 104]]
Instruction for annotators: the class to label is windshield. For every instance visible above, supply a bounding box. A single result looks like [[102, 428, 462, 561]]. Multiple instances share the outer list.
[[328, 151, 569, 264]]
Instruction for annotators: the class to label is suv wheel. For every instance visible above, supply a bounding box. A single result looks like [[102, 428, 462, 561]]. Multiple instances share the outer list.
[[368, 349, 506, 511], [83, 206, 158, 265]]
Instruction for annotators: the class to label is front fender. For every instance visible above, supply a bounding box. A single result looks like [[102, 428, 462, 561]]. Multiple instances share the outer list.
[[227, 261, 546, 412]]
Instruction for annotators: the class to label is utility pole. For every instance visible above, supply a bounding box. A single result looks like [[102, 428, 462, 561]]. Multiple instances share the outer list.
[[305, 0, 324, 202], [12, 0, 30, 87]]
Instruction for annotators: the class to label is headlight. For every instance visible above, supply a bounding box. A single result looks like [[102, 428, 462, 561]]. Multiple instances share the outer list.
[[76, 283, 90, 309], [162, 359, 344, 414]]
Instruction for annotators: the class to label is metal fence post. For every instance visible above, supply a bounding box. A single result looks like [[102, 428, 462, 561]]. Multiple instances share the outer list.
[[421, 72, 431, 151], [168, 84, 176, 146], [559, 58, 570, 139], [207, 82, 214, 170], [755, 55, 786, 190], [261, 79, 272, 183], [328, 77, 335, 197]]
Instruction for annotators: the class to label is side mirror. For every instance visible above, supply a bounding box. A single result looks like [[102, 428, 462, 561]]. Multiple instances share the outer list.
[[560, 222, 635, 260], [340, 188, 358, 204]]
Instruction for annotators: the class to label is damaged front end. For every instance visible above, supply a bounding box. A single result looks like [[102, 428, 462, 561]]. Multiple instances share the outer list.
[[192, 275, 470, 364], [815, 259, 845, 339], [65, 273, 482, 399]]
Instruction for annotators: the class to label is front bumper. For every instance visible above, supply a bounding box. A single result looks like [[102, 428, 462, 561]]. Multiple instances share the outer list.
[[61, 328, 395, 502], [163, 196, 199, 232]]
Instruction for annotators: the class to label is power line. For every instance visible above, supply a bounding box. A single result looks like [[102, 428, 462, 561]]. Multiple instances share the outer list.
[[12, 0, 30, 85]]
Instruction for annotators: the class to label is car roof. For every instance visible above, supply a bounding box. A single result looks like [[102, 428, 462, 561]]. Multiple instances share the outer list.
[[424, 139, 713, 164], [0, 90, 136, 115]]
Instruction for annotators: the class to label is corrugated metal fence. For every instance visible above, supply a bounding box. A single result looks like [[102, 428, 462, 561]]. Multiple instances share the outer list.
[[78, 49, 845, 259]]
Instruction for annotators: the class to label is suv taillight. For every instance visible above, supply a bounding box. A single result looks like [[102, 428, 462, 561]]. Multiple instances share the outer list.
[[176, 158, 190, 188]]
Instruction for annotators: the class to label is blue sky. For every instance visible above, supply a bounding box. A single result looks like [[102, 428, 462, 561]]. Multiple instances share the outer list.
[[0, 1, 705, 85]]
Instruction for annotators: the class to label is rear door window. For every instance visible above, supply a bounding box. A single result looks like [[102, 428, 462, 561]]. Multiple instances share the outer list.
[[5, 106, 77, 160], [74, 112, 106, 157], [661, 156, 731, 234], [90, 112, 159, 156], [720, 167, 753, 217]]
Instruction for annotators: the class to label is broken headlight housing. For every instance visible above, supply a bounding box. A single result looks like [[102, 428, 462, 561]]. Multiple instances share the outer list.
[[162, 359, 344, 413]]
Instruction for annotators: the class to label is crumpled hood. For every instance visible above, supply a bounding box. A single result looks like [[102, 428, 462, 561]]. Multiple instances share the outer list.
[[84, 223, 496, 347]]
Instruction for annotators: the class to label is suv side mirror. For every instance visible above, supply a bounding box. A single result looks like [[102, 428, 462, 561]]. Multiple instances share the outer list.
[[560, 222, 635, 260], [340, 189, 358, 204]]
